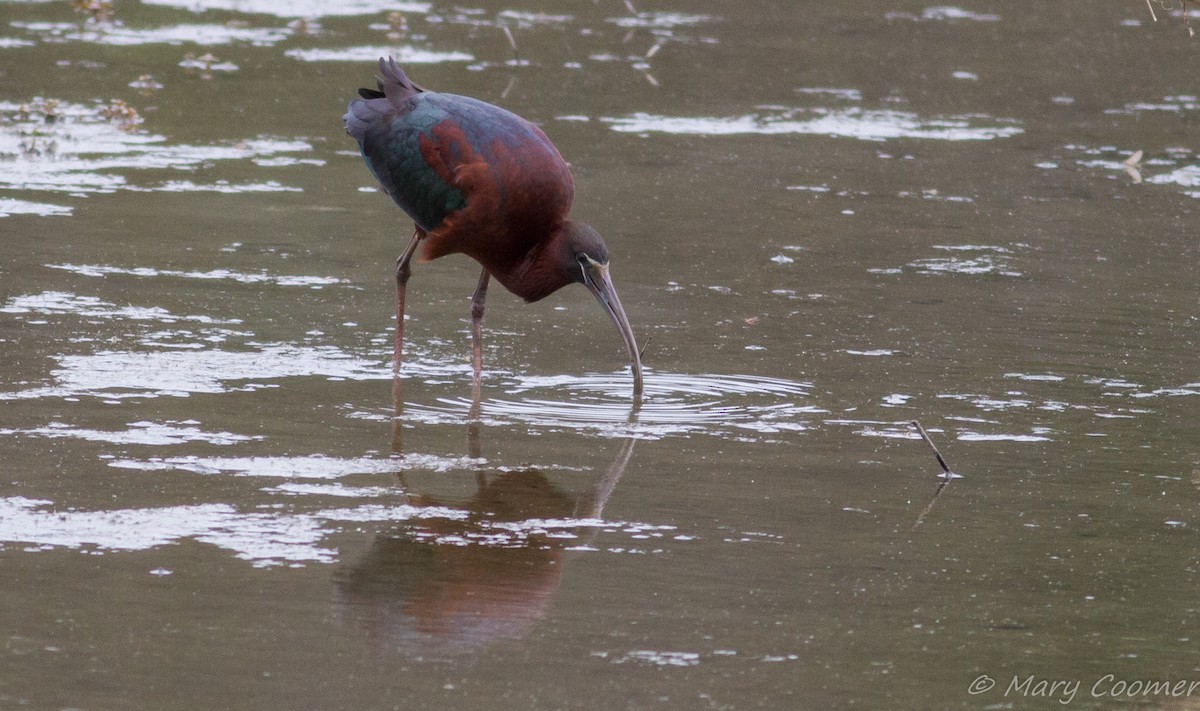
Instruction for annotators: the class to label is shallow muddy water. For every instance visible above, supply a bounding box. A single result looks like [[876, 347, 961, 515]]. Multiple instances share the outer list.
[[1, 1, 1199, 708]]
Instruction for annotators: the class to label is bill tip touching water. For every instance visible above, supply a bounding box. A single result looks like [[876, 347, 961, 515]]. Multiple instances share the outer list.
[[343, 56, 644, 401]]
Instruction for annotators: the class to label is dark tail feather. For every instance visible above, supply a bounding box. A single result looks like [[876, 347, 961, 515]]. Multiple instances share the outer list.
[[354, 57, 425, 102], [376, 56, 425, 106]]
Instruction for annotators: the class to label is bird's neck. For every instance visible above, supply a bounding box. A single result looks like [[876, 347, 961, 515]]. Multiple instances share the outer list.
[[494, 225, 574, 303]]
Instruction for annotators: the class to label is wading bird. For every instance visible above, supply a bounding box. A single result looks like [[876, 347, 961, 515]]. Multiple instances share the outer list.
[[344, 57, 644, 398]]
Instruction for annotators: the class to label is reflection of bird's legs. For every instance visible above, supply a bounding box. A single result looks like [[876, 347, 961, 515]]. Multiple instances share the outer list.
[[469, 267, 490, 404], [574, 437, 637, 520], [568, 436, 635, 557], [390, 385, 404, 455]]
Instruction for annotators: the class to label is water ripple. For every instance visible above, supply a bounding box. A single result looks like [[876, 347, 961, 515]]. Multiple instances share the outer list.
[[401, 371, 822, 439]]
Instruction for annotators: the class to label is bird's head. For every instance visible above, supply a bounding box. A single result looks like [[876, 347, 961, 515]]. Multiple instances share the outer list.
[[561, 222, 609, 281], [558, 222, 644, 397]]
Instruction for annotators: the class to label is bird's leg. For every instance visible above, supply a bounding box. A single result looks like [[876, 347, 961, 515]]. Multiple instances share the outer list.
[[392, 229, 423, 416], [466, 268, 485, 463], [393, 229, 423, 374], [469, 267, 490, 405]]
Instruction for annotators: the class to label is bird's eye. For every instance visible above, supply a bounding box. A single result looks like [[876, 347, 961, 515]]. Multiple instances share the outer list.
[[576, 253, 588, 266]]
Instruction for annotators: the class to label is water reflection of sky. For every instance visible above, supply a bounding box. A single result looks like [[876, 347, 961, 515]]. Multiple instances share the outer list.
[[141, 0, 432, 17], [12, 20, 294, 45], [284, 46, 472, 63], [48, 263, 345, 287], [0, 100, 317, 202], [601, 109, 1024, 142]]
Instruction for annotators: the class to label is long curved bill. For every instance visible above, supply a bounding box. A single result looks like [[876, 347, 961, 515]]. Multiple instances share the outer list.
[[582, 261, 644, 398]]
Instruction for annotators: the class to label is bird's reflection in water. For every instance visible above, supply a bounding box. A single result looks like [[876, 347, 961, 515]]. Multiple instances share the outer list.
[[336, 383, 635, 658]]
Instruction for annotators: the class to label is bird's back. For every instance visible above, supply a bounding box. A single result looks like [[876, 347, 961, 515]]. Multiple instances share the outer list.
[[345, 59, 575, 269]]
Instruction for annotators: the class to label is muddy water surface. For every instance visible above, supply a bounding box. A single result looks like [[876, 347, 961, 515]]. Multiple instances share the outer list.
[[1, 1, 1199, 708]]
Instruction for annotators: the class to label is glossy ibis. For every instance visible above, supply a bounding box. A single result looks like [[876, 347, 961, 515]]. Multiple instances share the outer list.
[[344, 57, 644, 398]]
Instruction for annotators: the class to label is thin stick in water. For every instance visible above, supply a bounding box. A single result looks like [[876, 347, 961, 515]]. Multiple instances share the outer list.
[[500, 25, 521, 64], [911, 419, 952, 475], [637, 335, 652, 359], [910, 420, 958, 531]]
